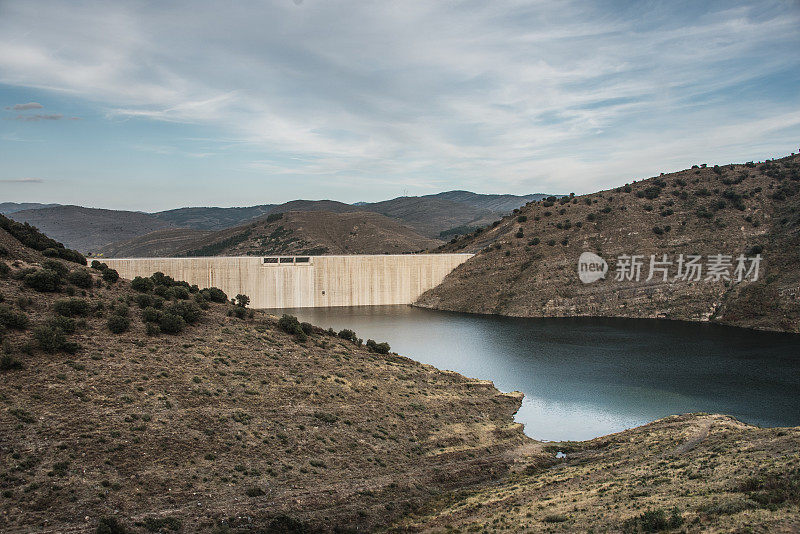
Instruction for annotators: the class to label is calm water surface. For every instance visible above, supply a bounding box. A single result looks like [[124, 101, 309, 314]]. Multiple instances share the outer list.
[[271, 306, 800, 441]]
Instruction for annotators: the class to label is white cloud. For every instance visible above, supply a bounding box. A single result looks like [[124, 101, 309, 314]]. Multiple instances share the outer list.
[[0, 0, 798, 196]]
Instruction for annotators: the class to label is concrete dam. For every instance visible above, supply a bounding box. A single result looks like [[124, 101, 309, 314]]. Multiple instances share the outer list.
[[102, 254, 473, 309]]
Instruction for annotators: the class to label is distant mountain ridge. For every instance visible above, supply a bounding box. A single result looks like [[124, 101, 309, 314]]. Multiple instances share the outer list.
[[7, 190, 546, 252], [0, 202, 61, 214], [99, 210, 441, 257], [9, 205, 174, 253]]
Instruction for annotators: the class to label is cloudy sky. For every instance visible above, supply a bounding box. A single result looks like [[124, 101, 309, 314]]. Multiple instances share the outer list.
[[1, 0, 798, 211]]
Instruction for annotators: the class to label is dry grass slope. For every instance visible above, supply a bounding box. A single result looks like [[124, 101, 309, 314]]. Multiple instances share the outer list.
[[0, 227, 525, 533], [391, 414, 800, 532], [419, 153, 800, 332]]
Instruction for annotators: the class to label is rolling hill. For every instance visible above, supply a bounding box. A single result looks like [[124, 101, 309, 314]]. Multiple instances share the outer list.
[[427, 191, 550, 213], [6, 191, 546, 257], [0, 202, 61, 214], [362, 196, 500, 238], [0, 221, 526, 532], [8, 205, 174, 254], [99, 210, 442, 257], [417, 153, 800, 332]]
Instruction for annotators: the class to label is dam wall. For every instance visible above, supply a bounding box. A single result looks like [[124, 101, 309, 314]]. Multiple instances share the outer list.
[[102, 254, 473, 308]]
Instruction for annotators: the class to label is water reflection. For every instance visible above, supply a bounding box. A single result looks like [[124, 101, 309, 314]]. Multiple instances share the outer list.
[[270, 306, 800, 441]]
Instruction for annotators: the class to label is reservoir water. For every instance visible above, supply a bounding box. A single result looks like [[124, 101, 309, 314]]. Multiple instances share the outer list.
[[272, 306, 800, 441]]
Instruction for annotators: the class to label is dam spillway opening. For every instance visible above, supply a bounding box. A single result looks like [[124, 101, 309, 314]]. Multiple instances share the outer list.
[[101, 254, 473, 309]]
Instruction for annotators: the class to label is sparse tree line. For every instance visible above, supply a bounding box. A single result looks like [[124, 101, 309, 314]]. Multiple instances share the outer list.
[[0, 253, 241, 369], [277, 313, 391, 354]]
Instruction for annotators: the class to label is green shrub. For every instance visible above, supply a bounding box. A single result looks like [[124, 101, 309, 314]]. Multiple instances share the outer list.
[[0, 262, 9, 279], [622, 507, 682, 533], [34, 325, 68, 353], [153, 285, 169, 298], [0, 352, 23, 371], [142, 307, 163, 323], [0, 305, 29, 329], [131, 276, 154, 292], [300, 322, 313, 335], [169, 286, 190, 300], [91, 260, 108, 270], [48, 316, 77, 334], [235, 294, 250, 307], [194, 293, 209, 309], [200, 287, 227, 303], [111, 304, 129, 317], [102, 268, 119, 283], [159, 313, 186, 334], [145, 323, 160, 336], [67, 269, 93, 288], [338, 329, 358, 342], [134, 294, 153, 309], [313, 411, 339, 424], [366, 339, 391, 354], [43, 247, 85, 264], [33, 326, 80, 354], [42, 259, 69, 277], [245, 486, 265, 497], [586, 213, 596, 222], [53, 298, 90, 317], [96, 516, 129, 534], [107, 315, 130, 334], [636, 186, 662, 200], [277, 314, 306, 340], [166, 301, 202, 324], [652, 226, 664, 235], [24, 269, 62, 292], [230, 306, 247, 319]]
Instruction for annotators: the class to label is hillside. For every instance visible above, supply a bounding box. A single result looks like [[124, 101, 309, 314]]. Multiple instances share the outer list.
[[95, 228, 214, 258], [9, 206, 173, 254], [0, 202, 61, 215], [417, 153, 800, 332], [428, 191, 550, 213], [151, 195, 532, 239], [6, 192, 541, 256], [363, 196, 499, 239], [100, 210, 442, 257], [0, 224, 525, 532], [394, 413, 800, 532], [151, 200, 358, 231]]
